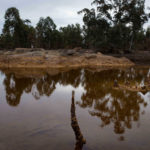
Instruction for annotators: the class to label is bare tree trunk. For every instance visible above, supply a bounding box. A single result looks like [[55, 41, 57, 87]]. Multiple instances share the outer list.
[[129, 32, 134, 52]]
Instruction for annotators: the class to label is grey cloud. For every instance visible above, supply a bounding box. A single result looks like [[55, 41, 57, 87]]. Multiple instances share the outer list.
[[0, 0, 150, 32], [0, 0, 92, 31]]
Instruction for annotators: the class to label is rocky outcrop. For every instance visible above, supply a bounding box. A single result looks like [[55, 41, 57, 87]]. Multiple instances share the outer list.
[[0, 49, 134, 69], [15, 48, 45, 53]]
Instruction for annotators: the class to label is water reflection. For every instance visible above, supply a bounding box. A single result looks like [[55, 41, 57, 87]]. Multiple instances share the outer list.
[[1, 67, 150, 139], [3, 69, 81, 106], [4, 74, 35, 106]]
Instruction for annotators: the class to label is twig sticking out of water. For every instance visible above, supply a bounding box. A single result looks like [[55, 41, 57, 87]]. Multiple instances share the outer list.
[[71, 91, 86, 150]]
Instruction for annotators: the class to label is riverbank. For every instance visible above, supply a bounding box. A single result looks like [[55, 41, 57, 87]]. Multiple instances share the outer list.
[[111, 50, 150, 65], [0, 48, 134, 69]]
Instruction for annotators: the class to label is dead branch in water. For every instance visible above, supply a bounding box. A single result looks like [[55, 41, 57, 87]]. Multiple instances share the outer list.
[[71, 91, 86, 150]]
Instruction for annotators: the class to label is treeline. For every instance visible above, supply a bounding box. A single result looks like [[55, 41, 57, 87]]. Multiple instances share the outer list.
[[0, 7, 83, 50], [0, 0, 150, 53]]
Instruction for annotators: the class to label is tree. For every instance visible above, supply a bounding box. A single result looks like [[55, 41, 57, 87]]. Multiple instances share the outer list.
[[22, 20, 36, 48], [0, 34, 4, 49], [2, 7, 36, 49], [146, 26, 150, 38], [3, 7, 25, 48], [78, 8, 110, 49], [51, 29, 63, 49], [92, 0, 149, 28], [91, 0, 150, 51], [36, 17, 56, 49], [60, 24, 83, 48], [0, 5, 149, 52]]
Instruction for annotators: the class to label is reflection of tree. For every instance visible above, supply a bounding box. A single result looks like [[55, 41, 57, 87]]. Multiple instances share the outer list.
[[89, 92, 144, 134], [78, 70, 119, 108], [71, 91, 86, 150], [77, 69, 148, 138], [34, 74, 59, 98], [3, 69, 82, 106], [59, 69, 81, 88], [4, 74, 34, 106]]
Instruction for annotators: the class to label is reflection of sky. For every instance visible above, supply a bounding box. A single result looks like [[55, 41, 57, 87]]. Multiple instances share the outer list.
[[0, 71, 6, 104], [54, 83, 85, 102], [56, 83, 84, 93], [0, 71, 5, 83], [138, 92, 150, 103], [0, 71, 5, 89], [138, 91, 150, 114], [147, 68, 150, 78]]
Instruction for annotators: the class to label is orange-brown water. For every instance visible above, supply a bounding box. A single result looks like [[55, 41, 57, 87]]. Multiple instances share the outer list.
[[0, 67, 150, 150]]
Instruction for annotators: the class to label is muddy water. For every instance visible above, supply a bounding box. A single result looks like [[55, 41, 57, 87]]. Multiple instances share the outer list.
[[0, 67, 150, 150]]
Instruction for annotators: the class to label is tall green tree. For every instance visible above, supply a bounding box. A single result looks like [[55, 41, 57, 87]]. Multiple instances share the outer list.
[[23, 19, 36, 48], [78, 8, 110, 48], [3, 7, 25, 48], [0, 34, 4, 49], [91, 0, 150, 51], [2, 7, 36, 49], [60, 24, 83, 48], [36, 17, 56, 49], [146, 26, 150, 38], [79, 0, 150, 52], [92, 0, 149, 28]]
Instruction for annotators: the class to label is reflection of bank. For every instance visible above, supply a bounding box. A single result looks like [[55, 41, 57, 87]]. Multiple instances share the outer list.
[[71, 91, 86, 150]]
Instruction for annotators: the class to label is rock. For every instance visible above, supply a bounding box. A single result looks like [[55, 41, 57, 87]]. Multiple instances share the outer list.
[[73, 47, 82, 51], [125, 81, 130, 86], [15, 48, 45, 53], [114, 80, 119, 87], [32, 48, 45, 52], [45, 51, 49, 54], [67, 50, 75, 56], [141, 85, 146, 90], [15, 48, 31, 53], [31, 51, 43, 56], [4, 51, 12, 55], [0, 51, 4, 55], [118, 50, 124, 55], [97, 52, 102, 55], [0, 48, 134, 68], [43, 54, 49, 60], [85, 54, 97, 59]]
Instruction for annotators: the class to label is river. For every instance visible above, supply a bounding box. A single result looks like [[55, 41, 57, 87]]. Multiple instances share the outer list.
[[0, 67, 150, 150]]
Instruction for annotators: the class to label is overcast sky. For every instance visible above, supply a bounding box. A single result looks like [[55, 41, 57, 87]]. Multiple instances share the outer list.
[[0, 0, 150, 32]]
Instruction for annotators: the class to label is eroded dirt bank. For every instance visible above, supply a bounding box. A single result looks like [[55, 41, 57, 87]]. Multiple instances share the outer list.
[[0, 48, 134, 69]]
